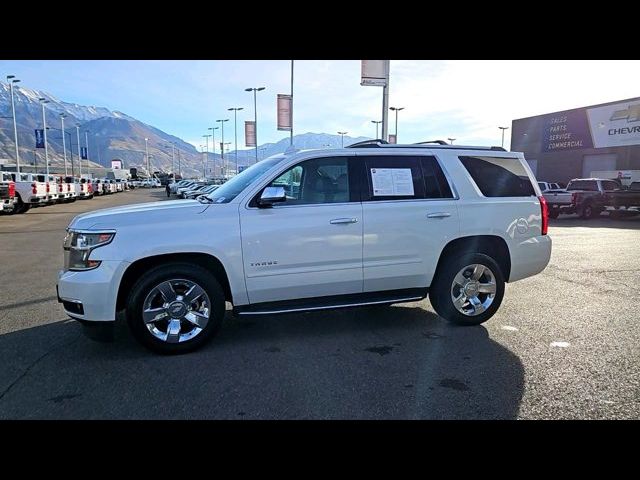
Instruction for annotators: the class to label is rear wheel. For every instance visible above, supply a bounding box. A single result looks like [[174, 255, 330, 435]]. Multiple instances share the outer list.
[[14, 194, 30, 214], [429, 252, 505, 326], [126, 262, 226, 354], [580, 203, 598, 219]]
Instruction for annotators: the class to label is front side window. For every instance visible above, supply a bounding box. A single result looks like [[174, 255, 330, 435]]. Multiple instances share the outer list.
[[262, 157, 351, 206]]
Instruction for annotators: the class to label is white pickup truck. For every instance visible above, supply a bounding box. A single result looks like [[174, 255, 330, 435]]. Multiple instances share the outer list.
[[8, 172, 48, 212], [58, 142, 552, 354]]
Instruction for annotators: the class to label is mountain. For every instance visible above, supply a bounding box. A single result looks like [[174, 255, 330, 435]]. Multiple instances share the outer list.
[[0, 81, 371, 177]]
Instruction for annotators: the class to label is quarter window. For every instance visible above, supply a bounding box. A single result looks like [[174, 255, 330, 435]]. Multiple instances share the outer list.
[[459, 156, 536, 197]]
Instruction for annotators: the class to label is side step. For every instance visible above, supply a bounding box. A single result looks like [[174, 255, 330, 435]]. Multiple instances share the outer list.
[[234, 288, 427, 316]]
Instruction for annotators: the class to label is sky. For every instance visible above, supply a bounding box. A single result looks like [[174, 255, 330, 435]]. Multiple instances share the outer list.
[[1, 60, 639, 151]]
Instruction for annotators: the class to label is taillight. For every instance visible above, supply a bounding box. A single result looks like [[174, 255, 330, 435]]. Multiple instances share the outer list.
[[88, 184, 93, 193], [67, 184, 70, 192], [58, 183, 63, 193], [46, 182, 50, 193], [32, 183, 37, 194], [571, 192, 577, 205], [9, 182, 15, 198], [538, 195, 548, 235]]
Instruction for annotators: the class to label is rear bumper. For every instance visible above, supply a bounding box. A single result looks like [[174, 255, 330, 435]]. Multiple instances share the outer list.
[[509, 235, 552, 282]]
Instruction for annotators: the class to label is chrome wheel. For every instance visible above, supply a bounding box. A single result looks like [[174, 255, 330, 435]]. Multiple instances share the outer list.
[[450, 264, 497, 316], [142, 279, 211, 343]]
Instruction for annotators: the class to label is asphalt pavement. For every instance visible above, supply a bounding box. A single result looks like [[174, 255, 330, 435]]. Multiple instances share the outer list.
[[0, 189, 638, 419]]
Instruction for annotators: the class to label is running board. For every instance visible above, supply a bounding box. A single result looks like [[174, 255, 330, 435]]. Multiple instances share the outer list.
[[234, 288, 427, 316]]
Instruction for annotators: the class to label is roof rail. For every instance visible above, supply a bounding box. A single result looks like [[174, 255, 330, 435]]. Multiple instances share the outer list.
[[414, 140, 449, 145], [346, 141, 507, 152], [346, 139, 389, 148]]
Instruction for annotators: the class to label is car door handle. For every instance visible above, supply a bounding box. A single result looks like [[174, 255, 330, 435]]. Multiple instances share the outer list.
[[427, 212, 451, 219], [330, 217, 358, 224]]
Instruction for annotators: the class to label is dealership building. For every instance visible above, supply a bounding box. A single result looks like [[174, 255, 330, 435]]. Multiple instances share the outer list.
[[511, 96, 640, 183]]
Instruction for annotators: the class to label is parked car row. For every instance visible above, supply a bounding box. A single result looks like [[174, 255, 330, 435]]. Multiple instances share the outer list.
[[166, 179, 221, 199], [132, 178, 161, 188], [542, 177, 640, 219], [0, 172, 133, 215]]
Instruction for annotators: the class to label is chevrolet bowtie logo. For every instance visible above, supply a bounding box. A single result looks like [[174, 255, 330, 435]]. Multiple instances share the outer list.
[[610, 104, 640, 123]]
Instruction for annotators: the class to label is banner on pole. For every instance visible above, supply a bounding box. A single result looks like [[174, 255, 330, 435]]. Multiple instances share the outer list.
[[277, 94, 292, 131], [35, 129, 44, 148], [361, 60, 389, 87], [81, 147, 88, 160], [388, 134, 397, 144], [245, 121, 256, 147]]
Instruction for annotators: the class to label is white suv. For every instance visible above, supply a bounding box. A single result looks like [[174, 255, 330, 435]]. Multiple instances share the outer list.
[[57, 141, 552, 354]]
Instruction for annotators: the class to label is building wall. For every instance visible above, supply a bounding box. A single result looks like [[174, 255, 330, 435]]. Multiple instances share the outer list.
[[511, 97, 640, 183]]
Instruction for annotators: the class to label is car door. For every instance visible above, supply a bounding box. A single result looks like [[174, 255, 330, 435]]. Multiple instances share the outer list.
[[240, 155, 363, 304], [359, 153, 460, 292]]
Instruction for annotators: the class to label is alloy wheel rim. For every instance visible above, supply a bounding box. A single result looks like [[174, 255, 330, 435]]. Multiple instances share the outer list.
[[142, 278, 211, 343], [450, 264, 497, 316]]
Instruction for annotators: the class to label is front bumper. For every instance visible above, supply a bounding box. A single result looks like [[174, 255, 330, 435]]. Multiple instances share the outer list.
[[57, 260, 130, 322]]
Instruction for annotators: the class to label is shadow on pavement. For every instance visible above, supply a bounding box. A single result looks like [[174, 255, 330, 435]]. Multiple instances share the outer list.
[[0, 304, 524, 420], [550, 213, 640, 229]]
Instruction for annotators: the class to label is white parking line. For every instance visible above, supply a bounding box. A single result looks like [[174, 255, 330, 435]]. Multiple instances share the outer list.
[[550, 341, 570, 348]]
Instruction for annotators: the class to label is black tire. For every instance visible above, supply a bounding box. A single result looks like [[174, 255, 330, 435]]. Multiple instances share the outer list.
[[14, 194, 30, 214], [548, 209, 559, 219], [580, 203, 597, 219], [429, 252, 505, 326], [126, 262, 226, 354]]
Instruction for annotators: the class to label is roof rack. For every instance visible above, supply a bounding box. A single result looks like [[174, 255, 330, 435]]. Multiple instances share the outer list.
[[347, 140, 506, 152], [346, 139, 389, 148], [414, 140, 449, 145]]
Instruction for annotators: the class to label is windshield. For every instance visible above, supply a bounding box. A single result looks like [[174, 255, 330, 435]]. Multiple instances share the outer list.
[[205, 156, 286, 203]]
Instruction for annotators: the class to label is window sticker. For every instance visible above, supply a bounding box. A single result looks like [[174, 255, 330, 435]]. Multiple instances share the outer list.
[[370, 168, 414, 196]]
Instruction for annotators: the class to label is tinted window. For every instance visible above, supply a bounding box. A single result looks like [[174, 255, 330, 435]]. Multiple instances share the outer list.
[[538, 182, 546, 190], [567, 180, 598, 191], [459, 156, 536, 197], [265, 157, 351, 205], [601, 180, 620, 191]]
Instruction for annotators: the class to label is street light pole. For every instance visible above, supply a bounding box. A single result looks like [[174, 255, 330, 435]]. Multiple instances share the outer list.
[[290, 60, 294, 146], [389, 107, 404, 142], [85, 130, 90, 176], [76, 124, 82, 177], [39, 98, 50, 177], [371, 120, 382, 139], [447, 137, 456, 145], [208, 127, 219, 176], [228, 107, 243, 175], [245, 87, 265, 163], [171, 142, 175, 173], [499, 126, 509, 148], [216, 119, 229, 176], [60, 114, 68, 176], [337, 131, 347, 148], [7, 75, 21, 173], [202, 134, 212, 179], [144, 137, 149, 178]]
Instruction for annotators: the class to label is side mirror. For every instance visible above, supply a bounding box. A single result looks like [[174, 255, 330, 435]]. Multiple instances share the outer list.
[[258, 186, 286, 208]]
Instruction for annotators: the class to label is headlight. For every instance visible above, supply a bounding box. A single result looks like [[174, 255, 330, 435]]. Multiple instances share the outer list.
[[63, 230, 115, 271]]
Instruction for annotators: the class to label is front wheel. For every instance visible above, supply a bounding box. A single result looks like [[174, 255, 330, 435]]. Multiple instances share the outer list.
[[429, 252, 505, 326], [126, 263, 226, 354]]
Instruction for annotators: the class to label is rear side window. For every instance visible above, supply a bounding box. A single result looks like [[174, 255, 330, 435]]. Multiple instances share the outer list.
[[567, 180, 598, 191], [459, 156, 536, 197], [362, 155, 453, 201], [601, 180, 620, 191]]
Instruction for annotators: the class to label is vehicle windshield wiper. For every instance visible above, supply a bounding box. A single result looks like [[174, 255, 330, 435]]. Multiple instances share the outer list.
[[197, 195, 215, 204]]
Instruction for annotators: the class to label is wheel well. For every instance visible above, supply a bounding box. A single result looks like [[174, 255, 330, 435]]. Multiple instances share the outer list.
[[116, 253, 232, 312], [434, 235, 511, 282]]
